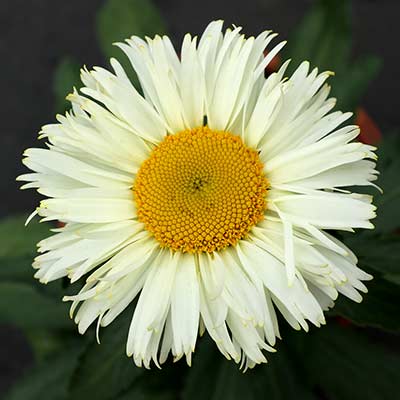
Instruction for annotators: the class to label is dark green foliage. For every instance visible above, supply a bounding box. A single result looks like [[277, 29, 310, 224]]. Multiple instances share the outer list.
[[373, 135, 400, 233], [0, 215, 49, 262], [68, 313, 142, 400], [96, 0, 167, 86], [345, 233, 400, 277], [3, 341, 85, 400], [283, 0, 382, 111], [183, 325, 400, 400], [333, 55, 382, 113], [283, 0, 352, 72], [302, 324, 400, 400], [0, 215, 73, 331], [118, 388, 176, 400], [0, 282, 71, 329], [52, 0, 168, 114], [96, 0, 166, 60], [0, 215, 50, 295], [183, 336, 314, 400], [53, 57, 82, 113], [331, 275, 400, 332], [344, 231, 400, 282]]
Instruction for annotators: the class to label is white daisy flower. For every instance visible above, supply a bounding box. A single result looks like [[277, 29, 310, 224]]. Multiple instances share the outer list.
[[18, 20, 378, 370]]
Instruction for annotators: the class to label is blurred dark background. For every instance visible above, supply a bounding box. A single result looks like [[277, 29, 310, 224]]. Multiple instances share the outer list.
[[0, 0, 399, 396]]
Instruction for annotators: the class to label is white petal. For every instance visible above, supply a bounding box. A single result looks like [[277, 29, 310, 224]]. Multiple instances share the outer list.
[[127, 250, 177, 360], [170, 253, 200, 362], [269, 191, 376, 230], [38, 197, 136, 224]]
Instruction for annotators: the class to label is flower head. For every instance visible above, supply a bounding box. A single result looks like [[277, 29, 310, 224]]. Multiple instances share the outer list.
[[19, 20, 377, 370]]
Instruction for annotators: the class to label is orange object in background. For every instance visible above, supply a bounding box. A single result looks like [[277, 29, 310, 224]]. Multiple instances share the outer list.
[[336, 316, 352, 328], [264, 50, 281, 75], [356, 107, 382, 145]]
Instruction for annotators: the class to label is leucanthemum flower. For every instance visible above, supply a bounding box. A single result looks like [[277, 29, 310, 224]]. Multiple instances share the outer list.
[[19, 20, 378, 370]]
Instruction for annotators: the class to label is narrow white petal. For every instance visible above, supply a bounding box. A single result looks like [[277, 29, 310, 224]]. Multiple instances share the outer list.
[[171, 253, 200, 361]]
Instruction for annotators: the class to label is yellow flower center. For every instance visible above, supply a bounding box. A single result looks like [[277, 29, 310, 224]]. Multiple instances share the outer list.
[[134, 126, 268, 253]]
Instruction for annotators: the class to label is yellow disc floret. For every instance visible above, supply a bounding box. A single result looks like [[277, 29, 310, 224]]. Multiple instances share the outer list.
[[134, 126, 268, 253]]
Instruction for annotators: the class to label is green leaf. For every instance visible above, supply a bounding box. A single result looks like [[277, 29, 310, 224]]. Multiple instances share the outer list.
[[373, 135, 400, 233], [0, 215, 51, 283], [283, 0, 381, 111], [330, 274, 400, 332], [183, 336, 313, 400], [332, 55, 382, 111], [0, 281, 72, 329], [69, 311, 142, 400], [0, 215, 49, 261], [182, 337, 220, 400], [0, 253, 39, 282], [344, 233, 400, 276], [0, 215, 78, 360], [96, 0, 167, 86], [384, 273, 400, 285], [118, 387, 175, 400], [26, 330, 73, 362], [53, 57, 81, 113], [3, 340, 85, 400], [283, 0, 351, 73], [303, 324, 400, 400]]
